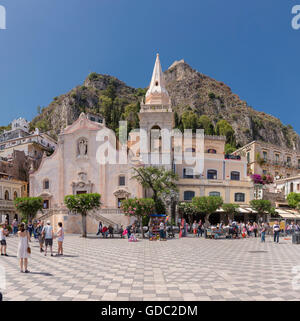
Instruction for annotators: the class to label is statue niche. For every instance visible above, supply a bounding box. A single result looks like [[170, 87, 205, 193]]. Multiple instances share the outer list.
[[77, 138, 88, 159]]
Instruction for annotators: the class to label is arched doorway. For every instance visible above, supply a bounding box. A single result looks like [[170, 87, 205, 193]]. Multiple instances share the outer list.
[[4, 190, 9, 200]]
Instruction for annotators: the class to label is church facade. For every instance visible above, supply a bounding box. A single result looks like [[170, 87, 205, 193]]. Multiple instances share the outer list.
[[30, 54, 254, 233]]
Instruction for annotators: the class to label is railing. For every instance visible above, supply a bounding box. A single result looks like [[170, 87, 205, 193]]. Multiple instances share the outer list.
[[99, 208, 124, 215], [261, 159, 300, 170], [140, 105, 172, 112], [0, 200, 14, 208]]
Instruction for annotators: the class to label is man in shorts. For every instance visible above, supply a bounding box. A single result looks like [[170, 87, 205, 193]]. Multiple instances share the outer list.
[[42, 221, 54, 257]]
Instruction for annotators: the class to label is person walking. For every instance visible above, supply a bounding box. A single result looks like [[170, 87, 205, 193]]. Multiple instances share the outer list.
[[56, 222, 64, 256], [96, 221, 102, 236], [192, 221, 198, 237], [119, 225, 124, 238], [197, 220, 203, 237], [17, 223, 30, 273], [108, 225, 114, 238], [0, 223, 8, 256], [261, 223, 266, 243], [27, 221, 33, 240], [159, 221, 166, 241], [12, 219, 18, 235], [253, 222, 258, 238], [273, 220, 280, 243], [42, 221, 54, 256], [36, 221, 45, 253], [126, 225, 132, 239]]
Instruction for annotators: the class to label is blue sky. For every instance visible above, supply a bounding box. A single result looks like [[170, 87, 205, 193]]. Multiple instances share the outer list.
[[0, 0, 299, 133]]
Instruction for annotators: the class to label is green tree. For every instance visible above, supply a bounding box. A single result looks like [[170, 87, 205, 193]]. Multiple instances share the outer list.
[[192, 196, 223, 217], [215, 119, 236, 146], [64, 193, 101, 238], [198, 115, 214, 135], [121, 198, 155, 238], [122, 102, 140, 133], [100, 95, 113, 125], [287, 192, 300, 209], [181, 111, 199, 132], [178, 202, 198, 217], [14, 197, 43, 221], [222, 203, 239, 214], [35, 120, 50, 132], [222, 203, 239, 222], [224, 143, 236, 154], [131, 166, 178, 213], [250, 199, 272, 219]]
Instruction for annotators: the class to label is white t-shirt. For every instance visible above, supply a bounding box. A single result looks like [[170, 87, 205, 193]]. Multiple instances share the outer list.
[[43, 225, 53, 239], [57, 227, 64, 241], [0, 228, 5, 241], [159, 222, 164, 230]]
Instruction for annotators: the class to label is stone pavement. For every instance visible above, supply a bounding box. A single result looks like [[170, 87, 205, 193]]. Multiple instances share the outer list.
[[1, 234, 300, 301]]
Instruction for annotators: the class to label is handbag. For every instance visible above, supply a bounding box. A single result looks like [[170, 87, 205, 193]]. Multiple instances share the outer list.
[[27, 246, 31, 254]]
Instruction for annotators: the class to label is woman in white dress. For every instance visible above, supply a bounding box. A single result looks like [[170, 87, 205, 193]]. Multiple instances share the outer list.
[[17, 223, 30, 273]]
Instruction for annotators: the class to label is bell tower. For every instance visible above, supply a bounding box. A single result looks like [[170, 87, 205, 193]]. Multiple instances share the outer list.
[[139, 54, 174, 133], [139, 54, 174, 167]]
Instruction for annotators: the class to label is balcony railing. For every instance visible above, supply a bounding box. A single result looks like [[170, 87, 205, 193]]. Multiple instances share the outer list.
[[261, 158, 300, 170], [0, 200, 15, 208]]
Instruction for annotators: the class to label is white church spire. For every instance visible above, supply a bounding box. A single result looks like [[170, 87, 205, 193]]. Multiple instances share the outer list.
[[145, 54, 171, 106]]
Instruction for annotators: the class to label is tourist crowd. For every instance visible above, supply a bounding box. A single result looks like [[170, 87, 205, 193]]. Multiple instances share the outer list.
[[0, 219, 64, 273]]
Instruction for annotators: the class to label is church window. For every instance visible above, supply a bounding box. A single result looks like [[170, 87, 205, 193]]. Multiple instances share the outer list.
[[119, 176, 126, 186], [44, 179, 49, 190], [4, 190, 9, 200]]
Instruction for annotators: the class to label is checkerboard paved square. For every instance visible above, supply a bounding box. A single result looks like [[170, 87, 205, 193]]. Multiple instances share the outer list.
[[1, 234, 300, 301]]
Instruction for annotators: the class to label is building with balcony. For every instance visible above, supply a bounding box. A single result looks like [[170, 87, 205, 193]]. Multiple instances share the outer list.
[[0, 118, 57, 166], [0, 175, 27, 224], [233, 141, 300, 180], [274, 175, 300, 197], [175, 135, 253, 208]]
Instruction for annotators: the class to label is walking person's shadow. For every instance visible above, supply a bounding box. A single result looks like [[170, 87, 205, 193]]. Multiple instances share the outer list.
[[27, 272, 53, 276]]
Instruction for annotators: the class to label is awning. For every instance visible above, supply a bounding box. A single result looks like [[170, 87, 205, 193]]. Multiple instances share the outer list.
[[275, 209, 297, 219], [237, 207, 251, 213], [245, 207, 258, 213]]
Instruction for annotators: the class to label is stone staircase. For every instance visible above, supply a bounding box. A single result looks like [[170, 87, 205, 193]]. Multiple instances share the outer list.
[[37, 208, 127, 229]]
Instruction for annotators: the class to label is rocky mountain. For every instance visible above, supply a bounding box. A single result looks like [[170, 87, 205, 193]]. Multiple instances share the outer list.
[[29, 60, 300, 150]]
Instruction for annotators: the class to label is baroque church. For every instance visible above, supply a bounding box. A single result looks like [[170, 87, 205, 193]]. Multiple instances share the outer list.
[[30, 55, 253, 233]]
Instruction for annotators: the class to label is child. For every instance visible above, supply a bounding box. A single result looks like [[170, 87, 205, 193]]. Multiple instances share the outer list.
[[242, 226, 247, 238], [0, 223, 8, 256], [192, 221, 198, 237]]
